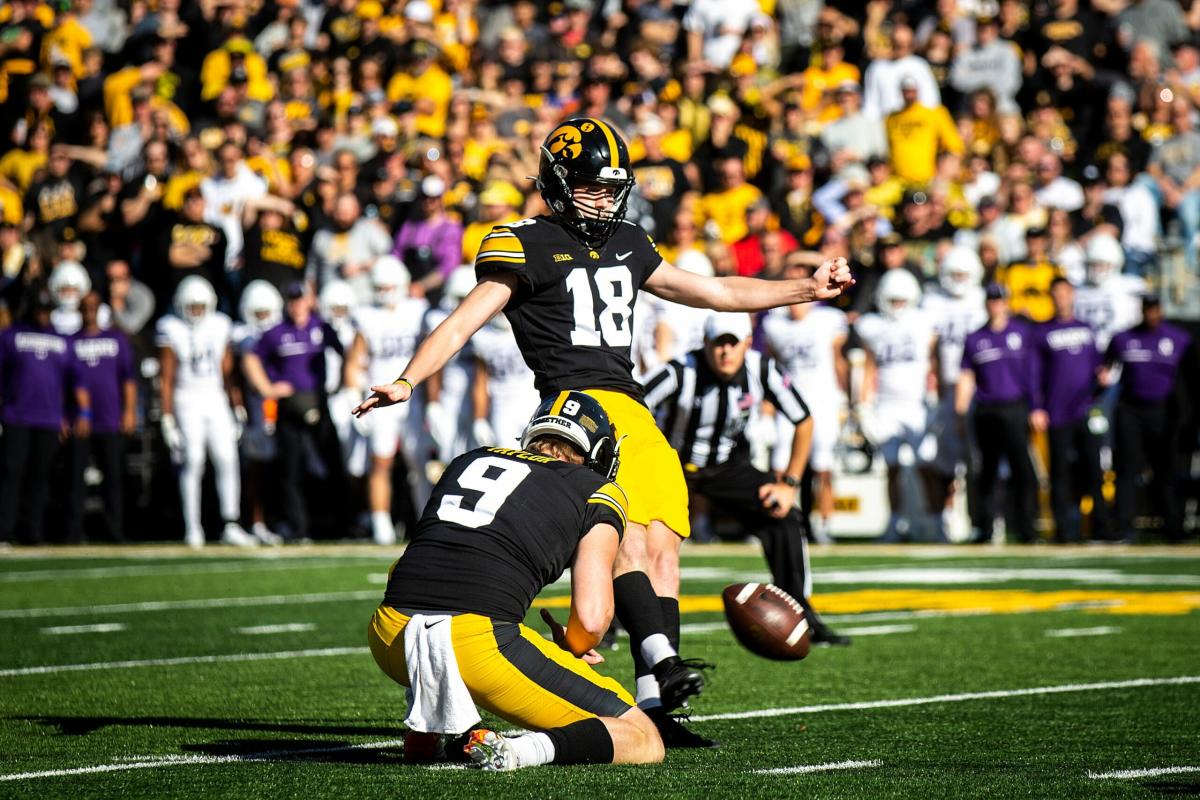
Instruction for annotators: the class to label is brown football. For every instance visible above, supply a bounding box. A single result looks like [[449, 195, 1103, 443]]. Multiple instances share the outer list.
[[722, 582, 811, 661]]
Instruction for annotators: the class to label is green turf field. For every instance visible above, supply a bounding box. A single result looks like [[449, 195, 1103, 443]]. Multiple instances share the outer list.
[[1, 544, 1197, 799]]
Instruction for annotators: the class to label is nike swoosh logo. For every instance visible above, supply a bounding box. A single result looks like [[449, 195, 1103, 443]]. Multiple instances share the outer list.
[[616, 251, 633, 261], [423, 620, 444, 629]]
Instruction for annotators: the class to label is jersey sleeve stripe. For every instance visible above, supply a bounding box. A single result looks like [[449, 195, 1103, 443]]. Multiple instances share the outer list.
[[476, 251, 526, 262], [588, 495, 628, 527], [592, 483, 629, 515]]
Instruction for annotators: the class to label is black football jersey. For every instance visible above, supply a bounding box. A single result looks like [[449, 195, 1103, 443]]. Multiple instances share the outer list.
[[384, 447, 628, 623], [474, 216, 662, 400]]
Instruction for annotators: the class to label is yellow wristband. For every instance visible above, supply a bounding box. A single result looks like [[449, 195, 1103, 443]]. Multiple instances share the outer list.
[[393, 377, 414, 393]]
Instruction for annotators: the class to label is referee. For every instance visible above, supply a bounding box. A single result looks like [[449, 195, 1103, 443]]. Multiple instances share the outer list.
[[642, 313, 849, 646]]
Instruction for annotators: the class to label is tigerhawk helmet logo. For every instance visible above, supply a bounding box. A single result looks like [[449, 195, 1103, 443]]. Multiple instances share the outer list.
[[547, 126, 583, 159]]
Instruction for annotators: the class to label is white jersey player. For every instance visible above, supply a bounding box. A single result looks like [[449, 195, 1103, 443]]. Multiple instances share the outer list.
[[157, 276, 255, 548], [1073, 234, 1144, 350], [423, 266, 477, 464], [344, 256, 429, 544], [921, 247, 987, 479], [232, 281, 285, 545], [761, 261, 848, 542], [319, 279, 366, 475], [854, 269, 939, 539], [48, 260, 111, 334], [472, 315, 541, 448], [646, 250, 716, 373]]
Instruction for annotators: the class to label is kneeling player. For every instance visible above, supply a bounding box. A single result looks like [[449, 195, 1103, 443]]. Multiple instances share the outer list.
[[367, 392, 665, 770]]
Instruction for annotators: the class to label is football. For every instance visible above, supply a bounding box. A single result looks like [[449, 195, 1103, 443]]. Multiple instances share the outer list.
[[722, 582, 811, 661]]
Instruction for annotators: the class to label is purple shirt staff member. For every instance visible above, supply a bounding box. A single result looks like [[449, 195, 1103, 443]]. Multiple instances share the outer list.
[[391, 175, 464, 298], [1029, 278, 1110, 542], [66, 292, 137, 543], [242, 282, 347, 540], [955, 283, 1037, 544], [0, 293, 91, 545], [1102, 294, 1193, 541]]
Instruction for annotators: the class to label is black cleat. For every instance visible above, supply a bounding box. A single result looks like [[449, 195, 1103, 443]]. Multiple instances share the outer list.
[[652, 656, 709, 710], [810, 624, 852, 646], [646, 706, 719, 749]]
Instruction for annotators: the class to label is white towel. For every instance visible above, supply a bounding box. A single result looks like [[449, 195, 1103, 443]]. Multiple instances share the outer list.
[[403, 614, 481, 735]]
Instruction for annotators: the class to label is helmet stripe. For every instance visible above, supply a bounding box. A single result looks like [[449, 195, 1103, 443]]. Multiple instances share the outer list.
[[593, 118, 619, 169], [549, 390, 570, 415]]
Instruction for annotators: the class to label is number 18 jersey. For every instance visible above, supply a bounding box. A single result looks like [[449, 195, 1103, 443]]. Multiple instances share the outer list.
[[474, 216, 662, 400], [384, 447, 628, 623]]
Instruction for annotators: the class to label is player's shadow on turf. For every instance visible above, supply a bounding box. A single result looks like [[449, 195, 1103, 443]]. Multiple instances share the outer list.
[[15, 715, 400, 737], [1141, 781, 1200, 796], [182, 739, 405, 765]]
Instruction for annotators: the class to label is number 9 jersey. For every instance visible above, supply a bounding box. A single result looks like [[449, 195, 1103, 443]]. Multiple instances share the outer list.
[[474, 216, 662, 401], [384, 446, 629, 623]]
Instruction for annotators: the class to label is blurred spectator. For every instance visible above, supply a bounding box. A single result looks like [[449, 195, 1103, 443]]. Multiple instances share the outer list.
[[0, 292, 89, 545], [1033, 154, 1084, 212], [241, 194, 306, 295], [200, 142, 267, 272], [863, 22, 941, 120], [153, 186, 227, 313], [1145, 99, 1200, 273], [885, 77, 964, 186], [1102, 153, 1159, 276], [66, 291, 135, 543], [994, 226, 1064, 322], [1105, 295, 1193, 542], [392, 175, 463, 298], [949, 14, 1023, 114], [1029, 279, 1110, 542], [104, 259, 154, 336], [700, 156, 764, 245], [244, 282, 347, 541], [308, 192, 392, 302], [684, 0, 762, 70], [956, 284, 1037, 543], [820, 81, 888, 169]]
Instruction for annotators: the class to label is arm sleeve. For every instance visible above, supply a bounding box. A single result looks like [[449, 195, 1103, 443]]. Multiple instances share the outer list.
[[762, 357, 811, 425], [323, 321, 344, 357], [581, 479, 629, 540]]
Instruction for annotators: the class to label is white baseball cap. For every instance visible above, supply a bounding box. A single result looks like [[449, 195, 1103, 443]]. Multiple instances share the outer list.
[[704, 312, 753, 341]]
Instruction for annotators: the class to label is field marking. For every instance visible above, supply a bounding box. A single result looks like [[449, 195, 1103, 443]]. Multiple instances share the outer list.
[[4, 676, 1197, 783], [0, 558, 386, 584], [0, 589, 380, 619], [838, 624, 915, 636], [0, 738, 406, 783], [689, 675, 1200, 722], [1088, 766, 1200, 780], [234, 623, 316, 636], [754, 759, 883, 775], [0, 646, 368, 677], [1045, 626, 1121, 638], [40, 623, 126, 636]]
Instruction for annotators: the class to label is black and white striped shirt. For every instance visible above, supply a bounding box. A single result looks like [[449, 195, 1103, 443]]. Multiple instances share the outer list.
[[642, 349, 811, 468]]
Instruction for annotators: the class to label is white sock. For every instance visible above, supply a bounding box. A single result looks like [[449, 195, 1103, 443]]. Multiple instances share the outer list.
[[509, 732, 555, 767], [640, 632, 675, 669], [636, 674, 662, 709], [372, 511, 395, 542]]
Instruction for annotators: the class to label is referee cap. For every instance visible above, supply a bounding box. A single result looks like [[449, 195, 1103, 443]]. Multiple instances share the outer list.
[[704, 312, 753, 342]]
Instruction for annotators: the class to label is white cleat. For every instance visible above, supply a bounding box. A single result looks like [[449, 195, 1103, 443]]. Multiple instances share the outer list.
[[220, 523, 259, 547], [185, 528, 205, 549], [251, 522, 284, 546], [464, 729, 521, 771], [372, 515, 397, 546]]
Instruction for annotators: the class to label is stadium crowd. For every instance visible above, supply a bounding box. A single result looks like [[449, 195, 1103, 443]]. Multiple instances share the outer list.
[[0, 0, 1198, 547]]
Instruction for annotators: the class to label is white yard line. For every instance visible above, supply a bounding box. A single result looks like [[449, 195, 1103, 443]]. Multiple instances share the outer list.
[[40, 623, 126, 636], [837, 624, 915, 636], [0, 590, 380, 620], [3, 676, 1196, 782], [0, 646, 368, 677], [1045, 626, 1122, 638], [0, 738, 406, 782], [234, 623, 316, 635], [1088, 766, 1200, 780], [754, 759, 884, 775], [688, 675, 1200, 722], [0, 558, 385, 583]]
